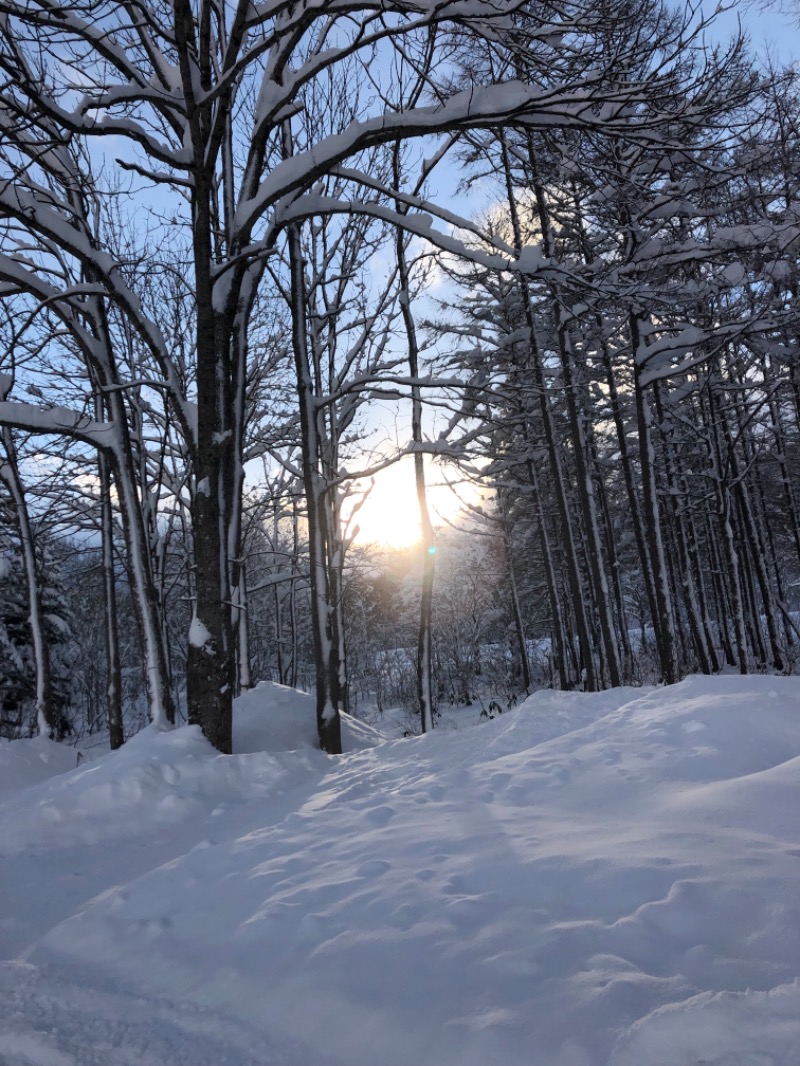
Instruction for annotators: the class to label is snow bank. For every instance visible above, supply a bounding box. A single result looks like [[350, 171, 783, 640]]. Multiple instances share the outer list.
[[0, 675, 798, 1066], [234, 680, 386, 754], [0, 735, 79, 802]]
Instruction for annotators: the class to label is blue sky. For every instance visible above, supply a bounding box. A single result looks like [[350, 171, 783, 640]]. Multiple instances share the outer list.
[[707, 1, 800, 60]]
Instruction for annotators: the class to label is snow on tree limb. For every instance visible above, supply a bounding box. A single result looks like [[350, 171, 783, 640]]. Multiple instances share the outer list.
[[0, 400, 116, 450], [236, 79, 655, 233]]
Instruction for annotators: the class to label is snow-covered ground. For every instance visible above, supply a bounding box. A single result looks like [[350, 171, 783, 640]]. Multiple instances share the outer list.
[[1, 676, 798, 1066]]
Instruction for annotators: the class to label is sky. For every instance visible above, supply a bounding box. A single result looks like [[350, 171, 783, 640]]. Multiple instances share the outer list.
[[707, 1, 799, 56]]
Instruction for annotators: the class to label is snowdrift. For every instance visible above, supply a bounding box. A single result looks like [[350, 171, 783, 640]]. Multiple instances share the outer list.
[[234, 680, 387, 753], [0, 676, 798, 1065]]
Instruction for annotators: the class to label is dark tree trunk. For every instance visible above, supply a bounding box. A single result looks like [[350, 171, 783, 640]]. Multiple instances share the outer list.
[[630, 313, 679, 685], [393, 170, 437, 734], [287, 217, 342, 754], [499, 136, 597, 689], [186, 176, 235, 754]]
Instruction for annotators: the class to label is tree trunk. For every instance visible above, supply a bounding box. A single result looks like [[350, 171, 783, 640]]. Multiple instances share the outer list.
[[186, 173, 235, 753], [529, 154, 621, 688], [652, 384, 716, 675], [287, 217, 342, 754], [630, 313, 679, 685], [0, 429, 56, 739], [499, 136, 597, 689], [393, 180, 436, 733], [98, 440, 124, 750], [498, 490, 532, 694], [84, 282, 176, 730], [705, 376, 750, 673]]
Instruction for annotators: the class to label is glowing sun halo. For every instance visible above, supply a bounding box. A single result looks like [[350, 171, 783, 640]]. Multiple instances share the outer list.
[[349, 465, 423, 549], [347, 460, 467, 550]]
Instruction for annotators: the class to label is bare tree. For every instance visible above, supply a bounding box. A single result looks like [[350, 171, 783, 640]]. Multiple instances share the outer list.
[[0, 0, 720, 751]]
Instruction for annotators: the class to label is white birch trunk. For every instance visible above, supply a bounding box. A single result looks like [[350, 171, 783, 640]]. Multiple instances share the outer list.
[[0, 429, 55, 738]]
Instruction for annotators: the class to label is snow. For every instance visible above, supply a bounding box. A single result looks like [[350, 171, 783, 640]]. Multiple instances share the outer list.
[[0, 399, 117, 451], [1, 675, 799, 1065], [0, 736, 80, 803], [234, 681, 386, 754], [516, 243, 546, 273], [188, 615, 212, 649]]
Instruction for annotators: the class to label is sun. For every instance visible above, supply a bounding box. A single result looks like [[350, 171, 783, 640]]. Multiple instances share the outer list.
[[347, 462, 423, 549], [345, 459, 479, 549]]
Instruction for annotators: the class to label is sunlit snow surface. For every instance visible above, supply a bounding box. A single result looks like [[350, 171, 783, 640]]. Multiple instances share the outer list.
[[1, 677, 798, 1065]]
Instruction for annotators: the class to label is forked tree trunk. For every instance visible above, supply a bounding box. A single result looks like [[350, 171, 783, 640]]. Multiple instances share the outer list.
[[287, 216, 342, 754], [83, 284, 176, 731]]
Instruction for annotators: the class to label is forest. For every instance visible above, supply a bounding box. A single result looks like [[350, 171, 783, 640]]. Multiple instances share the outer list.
[[2, 0, 800, 754]]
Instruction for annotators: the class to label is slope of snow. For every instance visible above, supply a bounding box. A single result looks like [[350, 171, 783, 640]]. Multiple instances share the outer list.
[[1, 675, 798, 1065], [0, 735, 81, 803]]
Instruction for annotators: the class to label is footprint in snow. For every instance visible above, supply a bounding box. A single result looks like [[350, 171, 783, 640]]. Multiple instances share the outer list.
[[489, 772, 512, 791], [365, 805, 396, 827], [356, 859, 391, 878]]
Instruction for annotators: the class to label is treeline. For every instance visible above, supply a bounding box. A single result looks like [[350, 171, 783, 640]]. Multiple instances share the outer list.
[[1, 0, 800, 751], [431, 18, 800, 691], [0, 511, 527, 740]]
